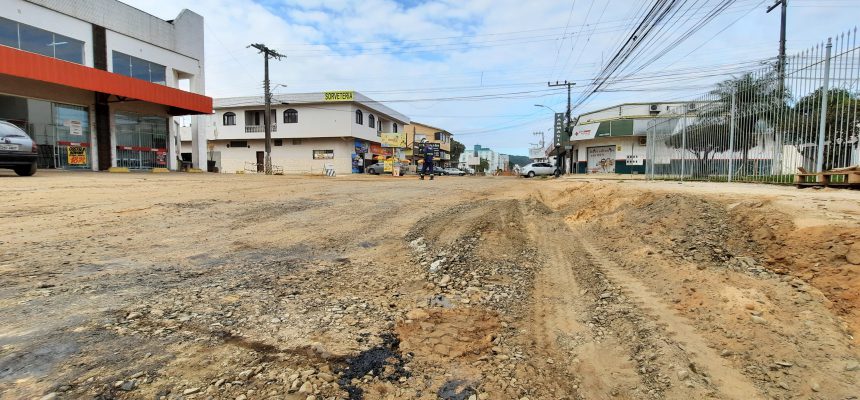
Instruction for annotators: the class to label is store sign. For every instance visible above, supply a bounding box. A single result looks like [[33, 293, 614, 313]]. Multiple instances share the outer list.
[[380, 132, 406, 147], [324, 91, 354, 101], [67, 146, 87, 165], [413, 142, 441, 158], [553, 113, 565, 147], [626, 154, 643, 166], [528, 147, 544, 159], [384, 158, 394, 172], [355, 139, 368, 154], [571, 122, 600, 141]]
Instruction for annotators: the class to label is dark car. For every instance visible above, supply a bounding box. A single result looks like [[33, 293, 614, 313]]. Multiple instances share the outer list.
[[0, 121, 38, 176]]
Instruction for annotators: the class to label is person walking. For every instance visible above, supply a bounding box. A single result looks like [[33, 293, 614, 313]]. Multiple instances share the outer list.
[[419, 143, 434, 180]]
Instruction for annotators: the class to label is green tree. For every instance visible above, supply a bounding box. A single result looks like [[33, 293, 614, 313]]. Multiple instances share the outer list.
[[790, 88, 859, 171], [450, 139, 466, 166], [478, 158, 490, 174]]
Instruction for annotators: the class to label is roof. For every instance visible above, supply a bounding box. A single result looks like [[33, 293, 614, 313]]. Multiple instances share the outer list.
[[214, 92, 410, 124], [577, 101, 709, 119], [407, 121, 449, 134]]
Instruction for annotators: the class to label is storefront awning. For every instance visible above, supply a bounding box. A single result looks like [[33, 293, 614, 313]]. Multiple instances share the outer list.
[[0, 46, 212, 115]]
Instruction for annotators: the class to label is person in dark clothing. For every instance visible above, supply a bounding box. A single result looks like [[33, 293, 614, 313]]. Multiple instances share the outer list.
[[420, 143, 434, 180]]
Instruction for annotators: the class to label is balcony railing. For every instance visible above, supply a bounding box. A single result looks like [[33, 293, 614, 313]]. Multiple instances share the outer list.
[[245, 124, 277, 133]]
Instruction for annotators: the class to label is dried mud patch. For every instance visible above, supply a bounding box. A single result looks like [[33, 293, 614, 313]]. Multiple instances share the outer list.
[[396, 308, 498, 362]]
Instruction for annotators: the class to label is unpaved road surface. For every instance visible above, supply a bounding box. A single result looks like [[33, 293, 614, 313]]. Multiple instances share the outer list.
[[1, 171, 859, 400]]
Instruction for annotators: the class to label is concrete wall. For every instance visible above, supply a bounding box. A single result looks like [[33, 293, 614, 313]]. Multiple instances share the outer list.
[[210, 137, 355, 174], [574, 136, 647, 174]]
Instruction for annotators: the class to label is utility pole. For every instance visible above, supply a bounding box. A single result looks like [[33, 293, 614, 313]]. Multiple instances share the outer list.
[[547, 81, 576, 175], [767, 0, 787, 94], [249, 43, 286, 175]]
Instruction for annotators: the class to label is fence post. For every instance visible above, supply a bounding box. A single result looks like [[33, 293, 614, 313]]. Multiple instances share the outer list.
[[728, 86, 736, 182], [681, 109, 687, 180], [816, 38, 832, 173]]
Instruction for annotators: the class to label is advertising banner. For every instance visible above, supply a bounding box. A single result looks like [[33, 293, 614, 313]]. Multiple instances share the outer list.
[[528, 147, 545, 159], [370, 143, 393, 156], [324, 91, 354, 101], [571, 122, 600, 141], [587, 146, 616, 173], [380, 132, 406, 147], [67, 146, 87, 165], [384, 158, 394, 172], [413, 142, 441, 158]]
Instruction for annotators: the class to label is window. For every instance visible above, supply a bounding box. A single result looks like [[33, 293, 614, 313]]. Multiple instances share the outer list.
[[0, 16, 84, 64], [284, 109, 298, 123], [274, 139, 283, 146], [313, 150, 334, 159], [355, 109, 363, 125], [223, 112, 236, 126], [112, 51, 167, 85], [393, 123, 398, 133], [228, 140, 248, 148], [368, 114, 375, 128], [292, 139, 302, 145]]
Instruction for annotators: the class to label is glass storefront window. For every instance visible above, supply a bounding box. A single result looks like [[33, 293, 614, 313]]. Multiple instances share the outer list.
[[115, 112, 168, 169], [19, 23, 54, 57], [150, 63, 167, 85], [130, 56, 150, 81], [112, 51, 131, 76]]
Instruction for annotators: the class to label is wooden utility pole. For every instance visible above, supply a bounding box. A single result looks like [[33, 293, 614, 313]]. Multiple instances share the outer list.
[[767, 0, 787, 94], [249, 43, 285, 175]]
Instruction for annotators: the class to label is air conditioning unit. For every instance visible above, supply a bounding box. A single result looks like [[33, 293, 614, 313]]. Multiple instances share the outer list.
[[649, 104, 659, 113], [688, 103, 697, 111], [639, 136, 647, 146]]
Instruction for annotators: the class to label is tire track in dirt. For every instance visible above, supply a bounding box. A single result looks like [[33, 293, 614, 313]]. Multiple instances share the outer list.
[[578, 236, 764, 400]]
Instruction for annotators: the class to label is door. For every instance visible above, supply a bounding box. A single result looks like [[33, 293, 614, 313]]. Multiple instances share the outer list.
[[256, 151, 264, 172]]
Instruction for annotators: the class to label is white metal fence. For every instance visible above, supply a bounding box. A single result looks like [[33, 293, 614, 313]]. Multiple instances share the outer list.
[[646, 28, 860, 184]]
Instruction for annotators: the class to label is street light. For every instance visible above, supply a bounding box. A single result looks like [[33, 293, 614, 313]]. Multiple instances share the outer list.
[[534, 104, 557, 113]]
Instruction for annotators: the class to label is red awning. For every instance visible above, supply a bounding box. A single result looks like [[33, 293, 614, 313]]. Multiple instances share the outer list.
[[0, 46, 212, 115]]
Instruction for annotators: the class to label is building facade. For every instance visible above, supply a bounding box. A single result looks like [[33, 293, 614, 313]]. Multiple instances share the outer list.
[[568, 102, 700, 174], [404, 122, 452, 167], [0, 0, 211, 171], [182, 92, 410, 174], [458, 145, 508, 172]]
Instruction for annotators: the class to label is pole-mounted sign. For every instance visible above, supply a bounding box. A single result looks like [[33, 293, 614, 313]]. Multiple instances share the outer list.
[[553, 112, 565, 147]]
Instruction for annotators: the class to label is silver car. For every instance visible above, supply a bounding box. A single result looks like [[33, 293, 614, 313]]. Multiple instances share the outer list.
[[441, 167, 465, 176], [521, 162, 557, 178], [0, 121, 38, 176]]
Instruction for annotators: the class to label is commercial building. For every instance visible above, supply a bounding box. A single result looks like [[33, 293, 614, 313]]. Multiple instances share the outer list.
[[404, 122, 453, 168], [458, 144, 509, 173], [568, 102, 699, 174], [0, 0, 211, 171], [182, 91, 410, 174]]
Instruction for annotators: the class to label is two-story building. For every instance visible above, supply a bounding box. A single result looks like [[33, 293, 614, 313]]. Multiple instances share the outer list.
[[403, 122, 452, 168], [184, 91, 410, 174], [0, 0, 211, 171]]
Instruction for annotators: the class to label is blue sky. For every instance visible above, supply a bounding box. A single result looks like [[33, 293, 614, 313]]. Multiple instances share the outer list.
[[129, 0, 860, 156]]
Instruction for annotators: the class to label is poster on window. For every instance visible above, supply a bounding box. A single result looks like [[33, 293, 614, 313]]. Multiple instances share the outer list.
[[66, 120, 83, 136], [587, 146, 616, 173], [67, 146, 87, 165]]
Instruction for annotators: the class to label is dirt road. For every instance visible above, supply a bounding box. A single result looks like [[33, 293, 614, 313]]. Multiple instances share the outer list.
[[1, 171, 858, 400]]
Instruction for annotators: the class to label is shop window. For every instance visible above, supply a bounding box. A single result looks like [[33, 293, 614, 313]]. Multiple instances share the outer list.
[[112, 51, 167, 85], [355, 109, 363, 125], [19, 24, 56, 58], [368, 114, 375, 128], [274, 139, 283, 146], [0, 17, 17, 48], [223, 112, 236, 126], [393, 123, 398, 133], [284, 109, 298, 123], [313, 150, 334, 159], [229, 140, 248, 148]]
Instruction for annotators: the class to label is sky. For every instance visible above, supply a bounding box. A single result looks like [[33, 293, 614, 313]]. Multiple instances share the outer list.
[[125, 0, 859, 156]]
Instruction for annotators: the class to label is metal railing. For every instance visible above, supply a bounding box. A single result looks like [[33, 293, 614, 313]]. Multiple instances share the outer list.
[[646, 28, 859, 184], [244, 124, 277, 133]]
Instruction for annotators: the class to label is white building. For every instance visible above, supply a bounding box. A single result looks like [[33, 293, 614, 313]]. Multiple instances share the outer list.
[[181, 92, 410, 174], [458, 145, 509, 172], [568, 102, 699, 174], [0, 0, 210, 171]]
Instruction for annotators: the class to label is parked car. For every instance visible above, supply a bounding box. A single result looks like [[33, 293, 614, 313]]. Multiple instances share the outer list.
[[365, 162, 386, 175], [520, 162, 557, 178], [0, 121, 38, 176], [441, 167, 465, 176]]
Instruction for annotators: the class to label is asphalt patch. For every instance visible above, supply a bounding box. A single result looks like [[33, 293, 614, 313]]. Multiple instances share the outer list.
[[336, 332, 411, 400]]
